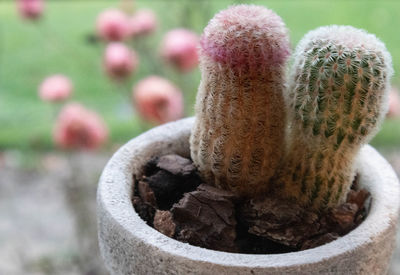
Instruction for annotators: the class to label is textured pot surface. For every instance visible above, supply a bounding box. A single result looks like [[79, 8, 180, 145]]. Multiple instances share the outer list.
[[97, 117, 400, 275]]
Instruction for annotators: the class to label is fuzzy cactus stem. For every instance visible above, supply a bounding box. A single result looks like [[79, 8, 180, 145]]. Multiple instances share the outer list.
[[280, 25, 393, 211], [190, 5, 290, 198]]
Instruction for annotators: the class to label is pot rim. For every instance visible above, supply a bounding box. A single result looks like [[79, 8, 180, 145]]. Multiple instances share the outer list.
[[97, 117, 400, 268]]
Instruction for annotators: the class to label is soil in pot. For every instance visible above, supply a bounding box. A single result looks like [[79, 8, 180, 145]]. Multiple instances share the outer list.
[[132, 154, 371, 254]]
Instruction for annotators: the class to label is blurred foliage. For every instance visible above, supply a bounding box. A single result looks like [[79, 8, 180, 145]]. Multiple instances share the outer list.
[[0, 0, 399, 151]]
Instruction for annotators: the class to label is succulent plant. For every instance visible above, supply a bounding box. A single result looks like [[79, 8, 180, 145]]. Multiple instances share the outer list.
[[190, 5, 291, 197], [190, 4, 392, 214], [279, 25, 393, 211]]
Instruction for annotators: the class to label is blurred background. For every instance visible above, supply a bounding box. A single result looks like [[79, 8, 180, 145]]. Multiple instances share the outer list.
[[1, 0, 400, 274]]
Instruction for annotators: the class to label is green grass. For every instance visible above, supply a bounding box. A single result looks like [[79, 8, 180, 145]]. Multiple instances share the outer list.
[[0, 0, 400, 151]]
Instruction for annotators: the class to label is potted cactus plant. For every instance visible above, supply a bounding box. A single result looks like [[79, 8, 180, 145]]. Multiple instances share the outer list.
[[97, 5, 399, 274]]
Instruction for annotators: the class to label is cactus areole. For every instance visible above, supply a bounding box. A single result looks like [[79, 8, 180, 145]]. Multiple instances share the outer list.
[[190, 6, 393, 213]]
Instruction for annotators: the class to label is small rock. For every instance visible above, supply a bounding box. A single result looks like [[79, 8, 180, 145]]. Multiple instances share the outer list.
[[143, 156, 160, 176], [239, 197, 305, 230], [146, 170, 184, 210], [197, 184, 238, 202], [171, 184, 238, 252], [143, 155, 202, 210], [138, 180, 157, 207], [238, 197, 320, 248], [132, 196, 155, 226], [154, 210, 176, 237], [347, 189, 370, 211], [157, 154, 196, 177], [326, 203, 358, 235]]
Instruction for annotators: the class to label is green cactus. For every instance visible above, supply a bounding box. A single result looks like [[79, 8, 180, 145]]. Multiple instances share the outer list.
[[278, 25, 393, 211]]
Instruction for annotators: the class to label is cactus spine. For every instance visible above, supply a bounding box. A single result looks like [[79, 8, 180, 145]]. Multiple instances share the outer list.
[[280, 26, 393, 211], [190, 5, 290, 197]]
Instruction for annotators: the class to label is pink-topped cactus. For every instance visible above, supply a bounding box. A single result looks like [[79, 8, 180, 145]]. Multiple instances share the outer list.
[[199, 5, 290, 70], [96, 9, 130, 41], [104, 42, 138, 80], [54, 103, 108, 150], [133, 76, 183, 125], [160, 29, 199, 72], [39, 74, 73, 102], [129, 9, 157, 37], [190, 5, 290, 197], [17, 0, 44, 21]]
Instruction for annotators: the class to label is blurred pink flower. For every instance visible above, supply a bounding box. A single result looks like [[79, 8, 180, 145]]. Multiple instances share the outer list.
[[133, 76, 184, 124], [54, 103, 108, 150], [104, 42, 138, 80], [129, 9, 157, 37], [39, 75, 73, 102], [17, 0, 44, 21], [96, 9, 130, 41], [160, 29, 199, 72], [387, 87, 400, 118]]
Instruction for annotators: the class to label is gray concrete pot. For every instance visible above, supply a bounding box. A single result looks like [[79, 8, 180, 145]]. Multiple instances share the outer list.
[[97, 117, 400, 275]]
